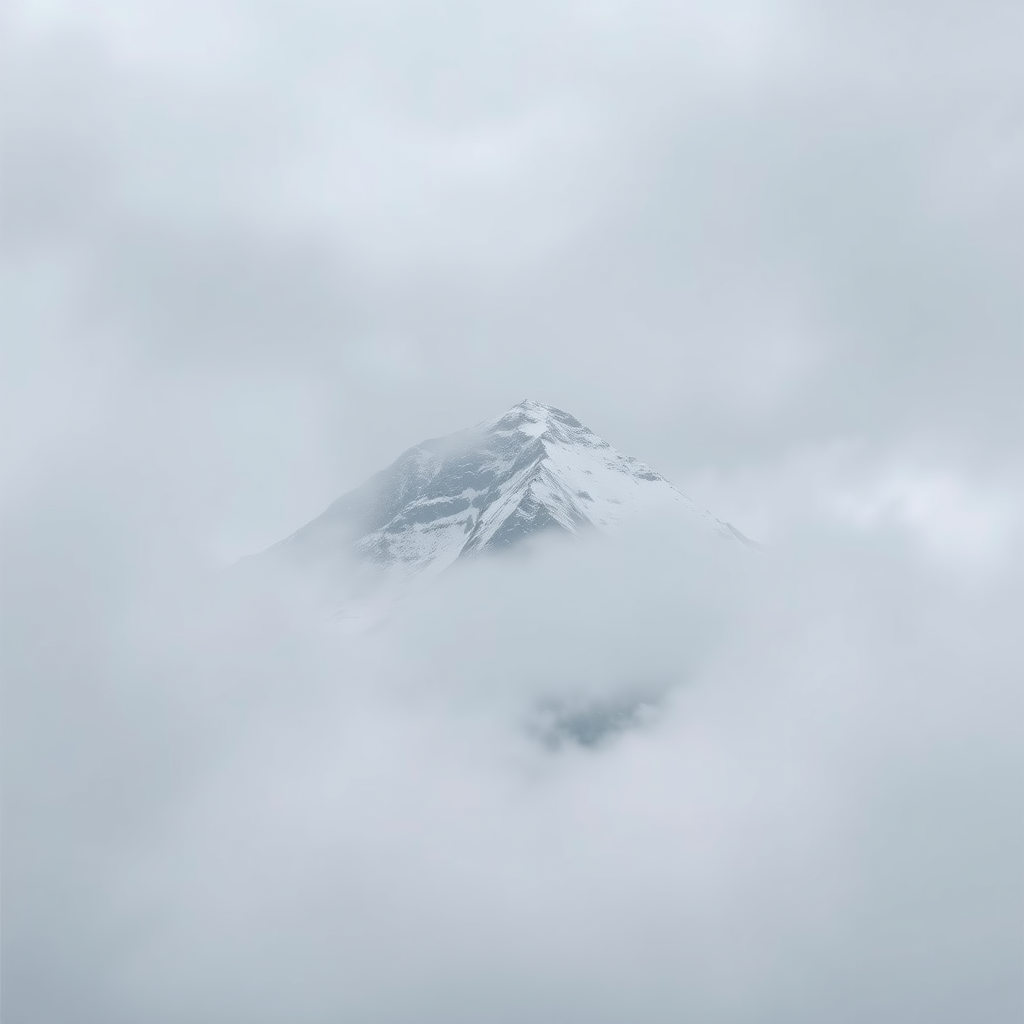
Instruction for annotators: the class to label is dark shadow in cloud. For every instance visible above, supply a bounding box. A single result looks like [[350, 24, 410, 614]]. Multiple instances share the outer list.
[[531, 689, 665, 750]]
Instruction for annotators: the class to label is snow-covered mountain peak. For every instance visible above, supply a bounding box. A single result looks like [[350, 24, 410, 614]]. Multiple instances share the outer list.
[[260, 401, 750, 591], [484, 400, 610, 448], [488, 398, 585, 435]]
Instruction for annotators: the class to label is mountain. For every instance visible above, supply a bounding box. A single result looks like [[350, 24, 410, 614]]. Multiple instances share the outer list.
[[257, 400, 753, 593]]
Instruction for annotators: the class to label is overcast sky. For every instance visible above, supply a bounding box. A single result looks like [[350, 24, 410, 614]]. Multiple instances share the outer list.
[[3, 2, 1023, 1022], [5, 0, 1023, 556]]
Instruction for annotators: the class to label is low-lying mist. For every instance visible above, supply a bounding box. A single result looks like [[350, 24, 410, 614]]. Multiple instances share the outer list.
[[4, 494, 1022, 1023]]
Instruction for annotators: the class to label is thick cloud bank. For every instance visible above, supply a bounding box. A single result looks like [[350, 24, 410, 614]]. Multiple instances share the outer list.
[[4, 0, 1022, 1019], [4, 492, 1021, 1023]]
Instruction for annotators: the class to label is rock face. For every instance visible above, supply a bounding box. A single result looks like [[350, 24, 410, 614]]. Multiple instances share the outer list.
[[259, 400, 751, 587]]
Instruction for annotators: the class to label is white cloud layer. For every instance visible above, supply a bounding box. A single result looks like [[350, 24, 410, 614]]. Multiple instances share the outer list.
[[4, 488, 1022, 1021], [3, 1, 1022, 1020]]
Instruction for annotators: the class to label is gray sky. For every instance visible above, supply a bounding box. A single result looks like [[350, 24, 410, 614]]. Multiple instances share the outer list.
[[5, 0, 1022, 555], [3, 2, 1023, 1022]]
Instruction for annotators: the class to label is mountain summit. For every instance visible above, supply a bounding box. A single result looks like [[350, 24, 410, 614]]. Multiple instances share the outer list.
[[263, 400, 751, 586]]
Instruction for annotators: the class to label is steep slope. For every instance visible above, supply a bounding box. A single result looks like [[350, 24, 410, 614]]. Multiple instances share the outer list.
[[263, 400, 748, 586]]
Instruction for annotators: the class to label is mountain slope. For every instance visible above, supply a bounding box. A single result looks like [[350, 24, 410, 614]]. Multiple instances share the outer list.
[[263, 400, 750, 586]]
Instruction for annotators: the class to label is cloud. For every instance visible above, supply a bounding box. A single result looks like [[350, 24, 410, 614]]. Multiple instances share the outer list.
[[4, 468, 1021, 1022], [4, 2, 1022, 1020], [5, 0, 1022, 532]]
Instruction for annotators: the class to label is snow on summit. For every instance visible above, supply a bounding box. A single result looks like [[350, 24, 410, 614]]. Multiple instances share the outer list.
[[261, 400, 750, 587]]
